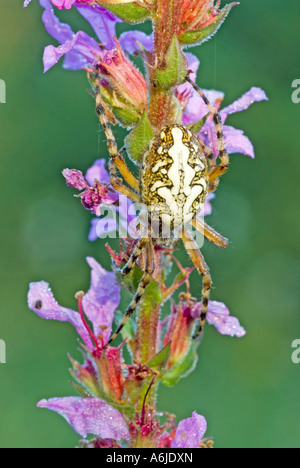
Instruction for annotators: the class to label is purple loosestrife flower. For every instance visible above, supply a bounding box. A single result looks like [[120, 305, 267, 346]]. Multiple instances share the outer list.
[[190, 300, 246, 338], [63, 159, 138, 240], [206, 301, 246, 338], [171, 412, 207, 449], [63, 159, 118, 216], [35, 0, 122, 72], [181, 58, 268, 158], [28, 257, 121, 347], [37, 397, 130, 440]]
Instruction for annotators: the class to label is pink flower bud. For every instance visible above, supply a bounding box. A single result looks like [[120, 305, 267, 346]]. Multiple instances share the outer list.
[[98, 40, 148, 112]]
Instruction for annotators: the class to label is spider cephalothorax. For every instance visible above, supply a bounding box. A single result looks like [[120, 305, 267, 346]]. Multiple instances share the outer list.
[[141, 124, 208, 236], [93, 67, 229, 349]]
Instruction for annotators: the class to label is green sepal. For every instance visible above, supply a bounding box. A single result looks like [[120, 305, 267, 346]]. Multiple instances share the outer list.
[[147, 342, 171, 373], [114, 310, 136, 341], [114, 264, 143, 295], [125, 111, 154, 163], [70, 380, 92, 398], [179, 3, 237, 47], [154, 35, 188, 89], [138, 278, 162, 317], [99, 85, 141, 128], [161, 342, 198, 387], [187, 114, 209, 134], [111, 106, 141, 128], [98, 2, 151, 24]]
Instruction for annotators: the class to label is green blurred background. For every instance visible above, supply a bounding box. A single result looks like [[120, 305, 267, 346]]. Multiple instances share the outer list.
[[0, 0, 299, 448]]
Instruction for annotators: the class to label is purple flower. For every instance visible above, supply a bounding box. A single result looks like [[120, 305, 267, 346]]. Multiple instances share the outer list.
[[37, 397, 129, 440], [63, 159, 118, 216], [37, 0, 121, 72], [206, 301, 246, 338], [50, 0, 77, 8], [177, 52, 268, 158], [82, 257, 121, 340], [76, 3, 122, 51], [191, 300, 246, 338], [119, 31, 154, 56], [28, 257, 121, 348], [171, 412, 207, 448], [201, 87, 268, 158]]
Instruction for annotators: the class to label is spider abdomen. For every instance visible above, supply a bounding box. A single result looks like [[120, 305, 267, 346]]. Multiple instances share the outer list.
[[141, 124, 208, 232]]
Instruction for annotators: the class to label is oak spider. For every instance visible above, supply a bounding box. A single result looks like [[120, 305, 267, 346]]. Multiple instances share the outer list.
[[94, 69, 229, 349]]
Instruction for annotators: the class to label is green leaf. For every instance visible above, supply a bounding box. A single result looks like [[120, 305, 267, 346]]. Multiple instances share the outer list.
[[187, 114, 209, 134], [147, 343, 171, 372], [154, 35, 188, 89], [98, 2, 151, 24], [162, 343, 198, 387], [125, 112, 154, 163], [179, 3, 237, 47]]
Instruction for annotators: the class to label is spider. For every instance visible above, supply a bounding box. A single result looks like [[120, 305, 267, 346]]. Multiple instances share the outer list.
[[94, 68, 229, 349]]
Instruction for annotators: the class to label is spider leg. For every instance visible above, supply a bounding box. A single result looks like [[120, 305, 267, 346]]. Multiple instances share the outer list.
[[109, 160, 142, 203], [104, 238, 154, 349], [190, 217, 228, 248], [208, 179, 220, 193], [181, 228, 212, 338], [94, 66, 140, 193], [121, 237, 148, 275], [198, 136, 216, 172], [186, 76, 229, 183]]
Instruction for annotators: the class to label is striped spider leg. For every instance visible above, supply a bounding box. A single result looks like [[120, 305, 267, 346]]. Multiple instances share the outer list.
[[103, 236, 155, 349], [184, 75, 230, 338], [185, 75, 230, 183], [94, 66, 156, 349], [94, 65, 140, 197]]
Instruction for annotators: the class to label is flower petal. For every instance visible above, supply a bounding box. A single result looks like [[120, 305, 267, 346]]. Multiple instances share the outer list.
[[207, 301, 246, 337], [200, 122, 255, 158], [51, 0, 76, 9], [119, 31, 154, 55], [82, 257, 121, 339], [28, 282, 93, 349], [183, 88, 224, 126], [40, 0, 100, 72], [176, 53, 200, 110], [76, 4, 122, 51], [223, 125, 255, 158], [62, 168, 88, 190], [85, 159, 110, 186], [40, 0, 73, 44], [221, 87, 268, 122], [171, 412, 207, 448], [43, 30, 99, 72], [37, 397, 129, 439]]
